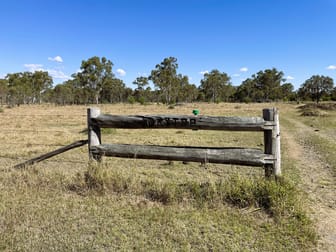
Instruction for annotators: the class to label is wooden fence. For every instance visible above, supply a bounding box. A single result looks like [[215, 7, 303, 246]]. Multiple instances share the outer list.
[[87, 108, 281, 178]]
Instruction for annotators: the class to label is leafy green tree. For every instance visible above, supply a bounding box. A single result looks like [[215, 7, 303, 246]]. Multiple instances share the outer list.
[[253, 68, 284, 101], [31, 71, 53, 103], [6, 72, 32, 105], [298, 75, 334, 103], [133, 76, 150, 103], [0, 78, 8, 105], [234, 78, 260, 103], [52, 81, 75, 105], [100, 78, 126, 103], [331, 87, 336, 101], [176, 74, 198, 103], [199, 69, 232, 102], [234, 68, 289, 102], [150, 57, 179, 104], [280, 83, 295, 101], [133, 76, 149, 91], [75, 56, 114, 104], [5, 71, 53, 105]]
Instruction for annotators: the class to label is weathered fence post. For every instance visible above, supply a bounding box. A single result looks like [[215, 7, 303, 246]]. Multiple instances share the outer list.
[[273, 108, 281, 178], [87, 107, 102, 161], [263, 108, 281, 178], [263, 108, 273, 178]]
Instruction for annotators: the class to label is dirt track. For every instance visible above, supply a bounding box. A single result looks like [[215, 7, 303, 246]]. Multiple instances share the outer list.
[[282, 113, 336, 251]]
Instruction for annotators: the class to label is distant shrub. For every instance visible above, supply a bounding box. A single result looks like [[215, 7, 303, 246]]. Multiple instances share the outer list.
[[127, 96, 136, 104], [138, 96, 146, 105], [300, 109, 328, 117]]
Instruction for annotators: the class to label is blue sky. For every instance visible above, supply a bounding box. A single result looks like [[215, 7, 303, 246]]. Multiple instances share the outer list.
[[1, 0, 336, 90]]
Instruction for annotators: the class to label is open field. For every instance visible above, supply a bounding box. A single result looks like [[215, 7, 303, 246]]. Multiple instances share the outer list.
[[0, 102, 335, 251]]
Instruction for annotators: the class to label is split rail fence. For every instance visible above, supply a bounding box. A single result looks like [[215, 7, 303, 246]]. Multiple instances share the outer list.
[[87, 108, 281, 178]]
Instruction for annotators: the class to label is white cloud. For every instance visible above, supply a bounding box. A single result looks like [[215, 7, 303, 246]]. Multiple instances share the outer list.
[[327, 65, 336, 70], [24, 64, 44, 72], [24, 63, 70, 81], [48, 56, 63, 63], [286, 76, 295, 80], [199, 70, 209, 75], [47, 69, 70, 80], [116, 68, 126, 77], [239, 67, 248, 72]]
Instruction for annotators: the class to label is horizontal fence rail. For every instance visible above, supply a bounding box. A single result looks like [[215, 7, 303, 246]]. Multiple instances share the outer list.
[[90, 114, 274, 131], [91, 144, 274, 167], [87, 107, 281, 178]]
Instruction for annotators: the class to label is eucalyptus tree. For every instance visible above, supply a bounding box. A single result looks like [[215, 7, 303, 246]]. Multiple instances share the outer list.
[[52, 81, 75, 105], [234, 68, 289, 102], [31, 71, 53, 103], [100, 78, 126, 103], [280, 83, 295, 101], [150, 57, 179, 104], [253, 68, 284, 101], [75, 56, 114, 104], [0, 78, 8, 105], [133, 76, 150, 103], [199, 69, 232, 102], [176, 74, 199, 103], [298, 75, 334, 103], [6, 72, 32, 105]]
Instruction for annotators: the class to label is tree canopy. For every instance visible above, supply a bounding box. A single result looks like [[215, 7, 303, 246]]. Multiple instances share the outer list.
[[298, 75, 334, 103], [74, 56, 114, 104], [199, 69, 233, 102], [1, 55, 335, 106]]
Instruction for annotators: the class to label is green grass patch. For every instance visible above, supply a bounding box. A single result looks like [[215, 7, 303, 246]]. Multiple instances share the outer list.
[[304, 134, 336, 173]]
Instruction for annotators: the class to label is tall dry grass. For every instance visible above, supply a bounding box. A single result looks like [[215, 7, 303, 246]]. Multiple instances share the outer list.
[[0, 102, 317, 251]]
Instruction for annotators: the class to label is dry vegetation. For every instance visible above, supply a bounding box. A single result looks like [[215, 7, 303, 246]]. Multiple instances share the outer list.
[[0, 102, 335, 251]]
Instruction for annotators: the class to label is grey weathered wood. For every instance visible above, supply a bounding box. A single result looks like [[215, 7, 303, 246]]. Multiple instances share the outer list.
[[14, 140, 88, 169], [87, 108, 102, 161], [91, 144, 274, 167], [90, 114, 274, 131], [273, 108, 281, 177], [263, 108, 274, 177]]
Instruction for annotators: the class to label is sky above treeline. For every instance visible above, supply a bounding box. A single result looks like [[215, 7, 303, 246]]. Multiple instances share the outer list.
[[1, 0, 336, 90]]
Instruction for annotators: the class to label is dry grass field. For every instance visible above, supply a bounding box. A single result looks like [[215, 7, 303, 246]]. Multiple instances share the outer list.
[[0, 102, 335, 251]]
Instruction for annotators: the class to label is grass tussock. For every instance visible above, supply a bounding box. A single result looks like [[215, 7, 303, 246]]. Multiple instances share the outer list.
[[73, 164, 311, 221], [298, 102, 336, 117], [298, 102, 336, 111], [300, 109, 328, 117]]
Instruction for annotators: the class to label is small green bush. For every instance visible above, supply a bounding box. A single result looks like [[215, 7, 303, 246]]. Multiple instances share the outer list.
[[127, 96, 136, 104]]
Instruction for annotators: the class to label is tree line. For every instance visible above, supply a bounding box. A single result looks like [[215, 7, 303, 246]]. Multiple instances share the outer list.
[[1, 56, 335, 106]]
